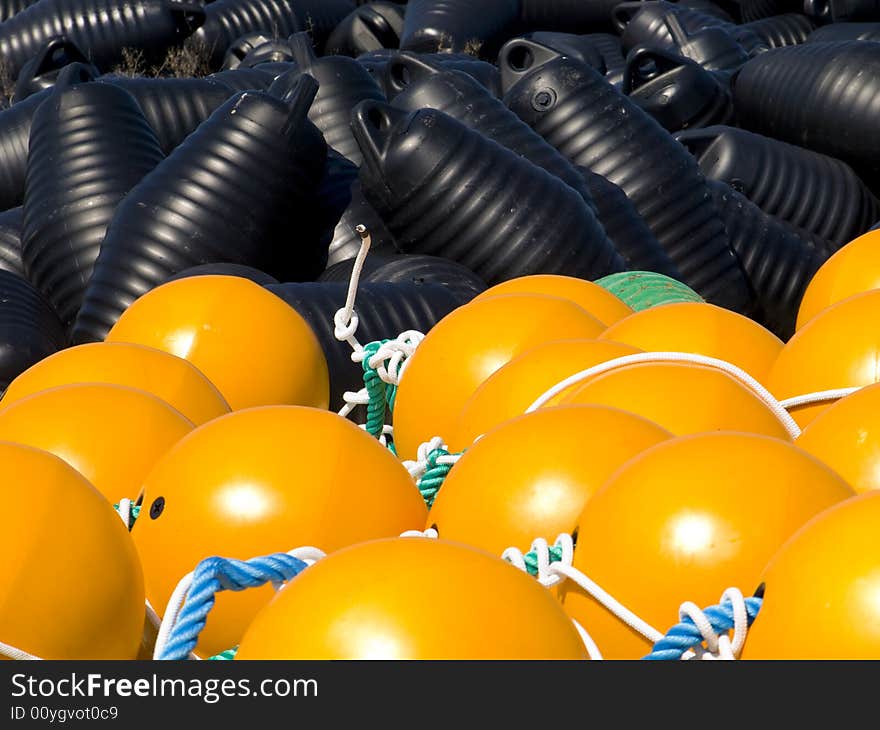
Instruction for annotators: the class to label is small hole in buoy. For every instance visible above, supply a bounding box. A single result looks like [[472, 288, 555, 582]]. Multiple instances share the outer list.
[[390, 62, 411, 89], [149, 496, 165, 520], [367, 106, 388, 132], [507, 45, 534, 73], [531, 88, 557, 112], [571, 527, 579, 549]]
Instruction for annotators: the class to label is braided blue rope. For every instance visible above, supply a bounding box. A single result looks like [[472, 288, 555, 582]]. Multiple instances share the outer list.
[[157, 553, 308, 660], [643, 596, 763, 660]]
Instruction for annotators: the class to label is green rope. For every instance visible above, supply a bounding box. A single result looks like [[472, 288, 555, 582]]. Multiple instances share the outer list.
[[208, 647, 238, 661], [360, 339, 404, 440], [361, 340, 390, 438], [521, 544, 566, 577], [417, 447, 462, 508]]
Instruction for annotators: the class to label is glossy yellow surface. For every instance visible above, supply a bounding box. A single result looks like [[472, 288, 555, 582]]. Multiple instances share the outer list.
[[599, 302, 783, 384], [797, 230, 880, 330], [768, 290, 880, 428], [393, 293, 606, 460], [0, 442, 144, 659], [0, 383, 193, 504], [473, 275, 633, 326], [561, 432, 854, 659], [450, 339, 642, 451], [743, 492, 880, 659], [107, 275, 329, 411], [430, 405, 671, 555], [796, 382, 880, 494], [236, 537, 588, 659], [2, 342, 230, 425], [132, 406, 428, 658], [560, 361, 792, 439]]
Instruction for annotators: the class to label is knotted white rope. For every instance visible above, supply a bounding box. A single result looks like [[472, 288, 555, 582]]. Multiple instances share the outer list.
[[332, 225, 424, 446]]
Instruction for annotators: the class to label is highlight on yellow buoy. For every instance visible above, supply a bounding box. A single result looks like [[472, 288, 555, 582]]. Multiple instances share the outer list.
[[560, 360, 793, 439], [768, 289, 880, 428], [392, 293, 607, 460], [133, 406, 427, 658], [561, 432, 854, 659], [473, 275, 633, 326], [430, 405, 672, 556], [1, 342, 230, 425], [742, 491, 880, 659], [599, 302, 783, 384], [106, 275, 329, 411], [0, 383, 193, 504], [0, 442, 144, 659], [796, 382, 880, 494], [450, 339, 642, 450], [797, 229, 880, 330], [236, 537, 589, 659]]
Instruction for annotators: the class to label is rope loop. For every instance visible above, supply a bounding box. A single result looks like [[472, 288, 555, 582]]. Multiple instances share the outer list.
[[502, 534, 574, 587], [644, 588, 762, 660], [154, 550, 319, 660], [403, 437, 464, 507]]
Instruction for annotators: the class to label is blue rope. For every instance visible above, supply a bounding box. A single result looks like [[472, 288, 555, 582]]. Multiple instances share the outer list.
[[157, 553, 308, 660], [643, 596, 763, 660]]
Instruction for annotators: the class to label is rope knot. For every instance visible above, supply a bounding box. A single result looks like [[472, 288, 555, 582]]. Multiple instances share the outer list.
[[503, 534, 574, 587], [644, 588, 762, 660], [404, 437, 463, 507]]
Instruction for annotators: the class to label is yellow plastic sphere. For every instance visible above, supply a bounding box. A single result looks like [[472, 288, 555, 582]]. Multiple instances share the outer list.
[[2, 342, 230, 425], [797, 229, 880, 330], [562, 432, 854, 659], [742, 492, 880, 659], [236, 537, 588, 659], [0, 442, 144, 659], [768, 290, 880, 428], [473, 275, 633, 326], [430, 405, 672, 555], [0, 383, 193, 504], [795, 382, 880, 494], [560, 361, 792, 439], [393, 293, 606, 460], [450, 339, 642, 450], [106, 275, 329, 411], [599, 302, 783, 384], [133, 406, 428, 658]]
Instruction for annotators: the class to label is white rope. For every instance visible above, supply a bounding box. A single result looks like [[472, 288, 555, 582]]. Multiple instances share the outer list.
[[572, 619, 603, 661], [678, 587, 749, 661], [502, 534, 574, 588], [0, 640, 41, 660], [116, 498, 133, 529], [548, 562, 665, 645], [332, 224, 371, 353], [151, 546, 327, 661], [402, 436, 463, 481], [780, 387, 861, 411], [331, 225, 424, 438], [501, 532, 659, 656], [524, 351, 802, 439]]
